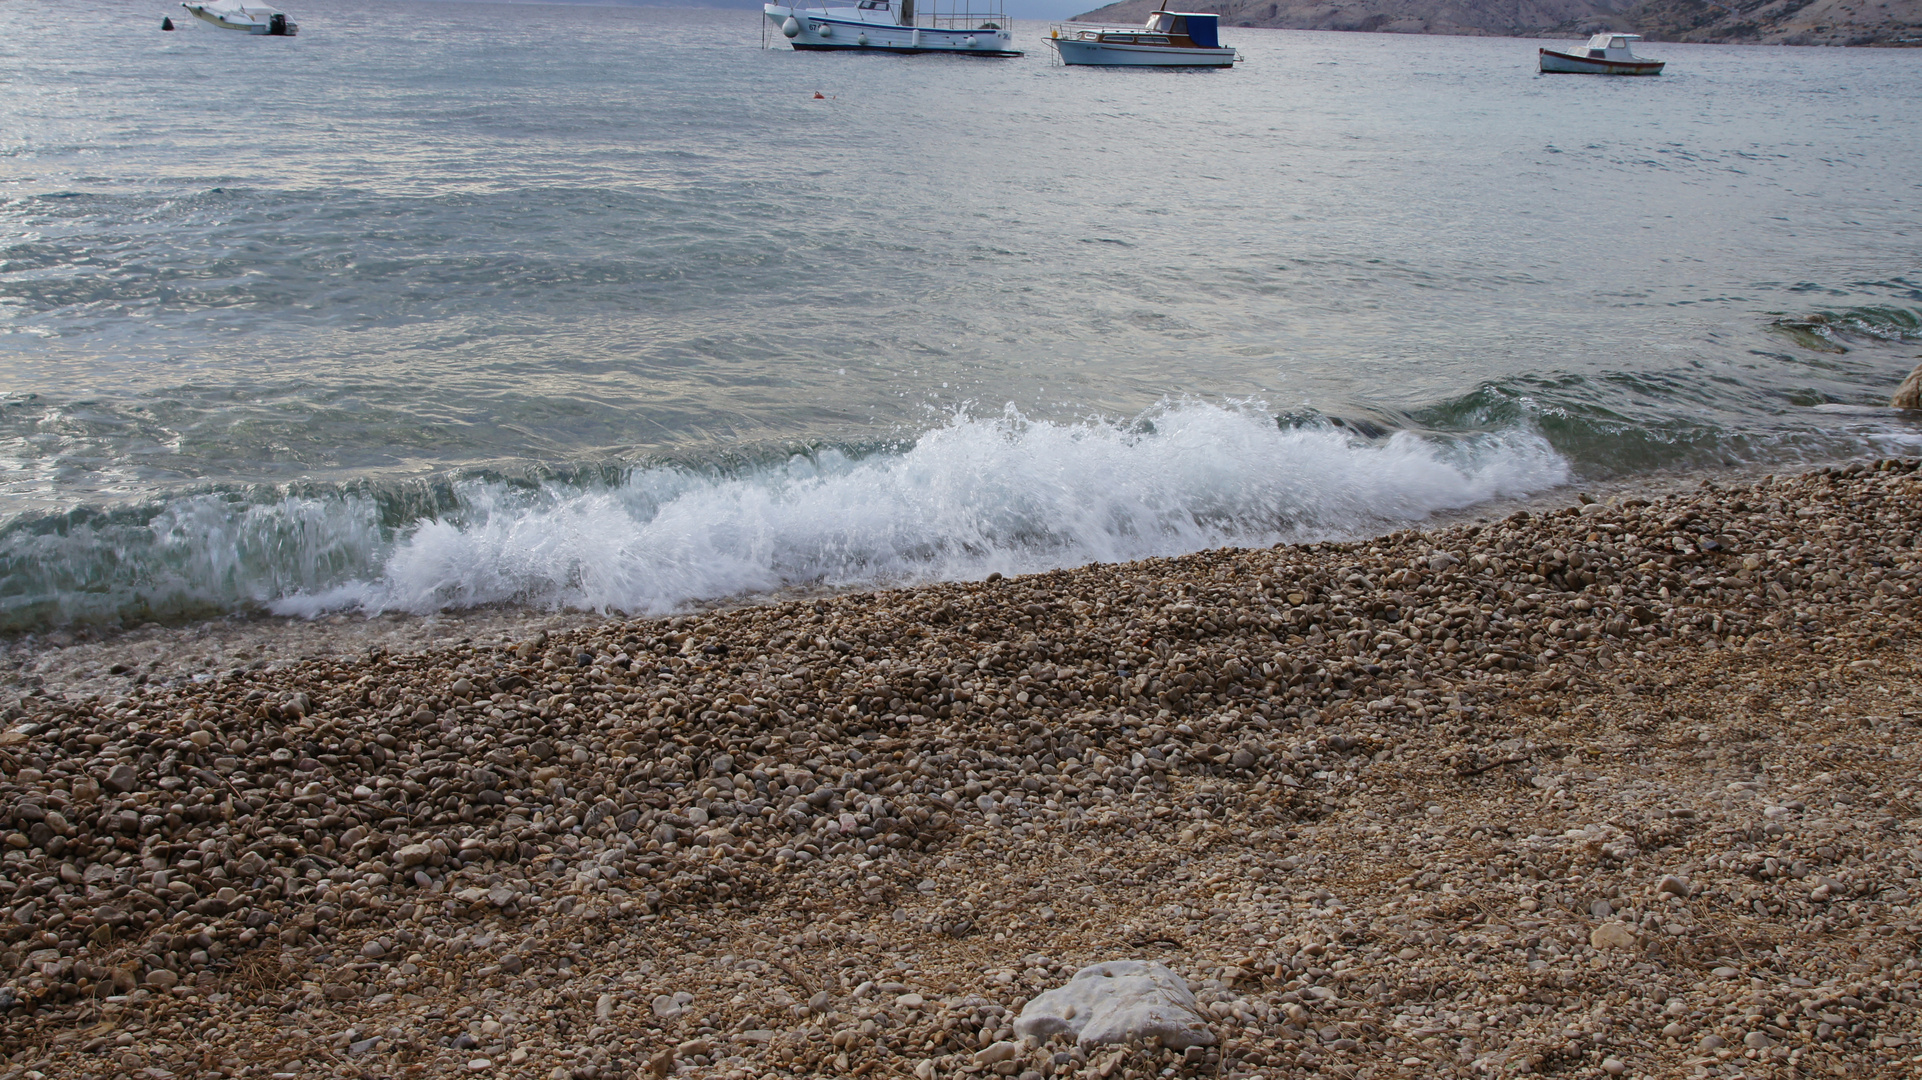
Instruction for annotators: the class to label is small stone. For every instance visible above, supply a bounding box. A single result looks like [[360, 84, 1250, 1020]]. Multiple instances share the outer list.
[[145, 968, 179, 990], [347, 1036, 382, 1056], [1712, 965, 1741, 979], [1743, 1031, 1774, 1050], [1589, 922, 1636, 951], [973, 1041, 1021, 1066], [103, 764, 137, 794], [359, 940, 386, 958], [1699, 1034, 1726, 1050], [596, 992, 615, 1020], [653, 991, 692, 1018], [1601, 1058, 1626, 1076], [895, 992, 926, 1009], [467, 1058, 492, 1071], [396, 843, 434, 867], [1589, 899, 1613, 918], [1656, 874, 1690, 897]]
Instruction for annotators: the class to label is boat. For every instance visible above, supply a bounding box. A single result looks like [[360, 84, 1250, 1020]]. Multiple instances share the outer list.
[[766, 0, 1019, 56], [1046, 11, 1236, 67], [180, 0, 297, 34], [1538, 33, 1663, 75]]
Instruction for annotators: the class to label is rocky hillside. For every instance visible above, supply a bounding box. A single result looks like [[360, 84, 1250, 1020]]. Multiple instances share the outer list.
[[1073, 0, 1922, 45]]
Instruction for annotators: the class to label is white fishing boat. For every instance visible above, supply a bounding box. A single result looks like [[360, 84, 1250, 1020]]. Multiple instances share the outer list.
[[180, 0, 297, 34], [1047, 11, 1236, 67], [1538, 33, 1663, 75], [766, 0, 1018, 56]]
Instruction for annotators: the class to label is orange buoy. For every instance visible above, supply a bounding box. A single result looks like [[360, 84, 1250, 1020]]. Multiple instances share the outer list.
[[813, 92, 826, 99]]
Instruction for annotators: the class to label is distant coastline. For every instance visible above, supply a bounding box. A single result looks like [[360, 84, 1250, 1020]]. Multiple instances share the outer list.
[[1070, 0, 1922, 47]]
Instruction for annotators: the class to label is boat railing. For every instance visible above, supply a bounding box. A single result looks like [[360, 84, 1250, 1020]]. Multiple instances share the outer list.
[[783, 0, 1009, 28], [1049, 22, 1172, 42], [908, 0, 1010, 30]]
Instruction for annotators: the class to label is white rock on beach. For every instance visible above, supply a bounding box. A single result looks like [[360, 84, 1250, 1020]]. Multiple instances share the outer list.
[[1014, 960, 1215, 1050]]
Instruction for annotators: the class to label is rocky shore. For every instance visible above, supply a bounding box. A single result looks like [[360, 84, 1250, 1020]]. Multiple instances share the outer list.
[[1074, 0, 1922, 48], [3, 462, 1922, 1079]]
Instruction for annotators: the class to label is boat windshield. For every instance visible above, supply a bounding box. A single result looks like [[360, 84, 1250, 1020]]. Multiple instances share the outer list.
[[858, 0, 890, 8], [1609, 36, 1626, 48]]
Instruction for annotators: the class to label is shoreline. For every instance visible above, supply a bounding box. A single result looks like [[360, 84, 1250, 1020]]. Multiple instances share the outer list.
[[1068, 0, 1922, 48], [2, 460, 1920, 1078], [0, 457, 1829, 710]]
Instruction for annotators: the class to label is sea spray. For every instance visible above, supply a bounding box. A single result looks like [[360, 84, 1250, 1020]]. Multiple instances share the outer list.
[[0, 403, 1569, 632], [272, 403, 1567, 620]]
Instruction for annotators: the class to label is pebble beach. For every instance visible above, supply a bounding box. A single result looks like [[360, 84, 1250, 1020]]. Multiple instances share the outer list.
[[3, 461, 1922, 1080]]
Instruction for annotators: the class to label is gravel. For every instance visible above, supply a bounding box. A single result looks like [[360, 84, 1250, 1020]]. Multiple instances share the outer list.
[[1, 461, 1921, 1078]]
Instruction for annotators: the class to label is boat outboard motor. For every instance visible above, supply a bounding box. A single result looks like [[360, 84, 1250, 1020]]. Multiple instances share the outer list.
[[268, 12, 288, 34], [160, 15, 174, 28]]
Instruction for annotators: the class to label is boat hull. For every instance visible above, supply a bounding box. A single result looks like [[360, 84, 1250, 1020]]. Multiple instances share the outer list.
[[1538, 48, 1661, 75], [766, 6, 1019, 56], [1051, 38, 1234, 66]]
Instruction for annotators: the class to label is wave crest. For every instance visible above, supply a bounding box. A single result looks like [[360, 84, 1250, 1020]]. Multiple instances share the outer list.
[[1, 402, 1569, 632], [274, 402, 1566, 619]]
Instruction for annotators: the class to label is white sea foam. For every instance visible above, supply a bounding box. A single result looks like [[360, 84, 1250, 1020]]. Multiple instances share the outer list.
[[270, 402, 1569, 620]]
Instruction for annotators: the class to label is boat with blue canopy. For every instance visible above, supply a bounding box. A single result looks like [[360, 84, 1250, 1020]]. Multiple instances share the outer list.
[[1047, 11, 1237, 67]]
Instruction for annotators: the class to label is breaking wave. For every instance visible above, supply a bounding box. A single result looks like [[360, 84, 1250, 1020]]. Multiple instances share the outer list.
[[0, 402, 1568, 632]]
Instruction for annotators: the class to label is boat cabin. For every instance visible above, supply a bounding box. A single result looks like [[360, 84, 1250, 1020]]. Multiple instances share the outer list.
[[1136, 10, 1219, 47], [1581, 32, 1645, 60]]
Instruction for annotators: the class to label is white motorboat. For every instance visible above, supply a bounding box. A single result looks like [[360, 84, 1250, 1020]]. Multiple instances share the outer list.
[[766, 0, 1018, 56], [1047, 11, 1236, 67], [180, 0, 297, 34], [1539, 33, 1663, 75]]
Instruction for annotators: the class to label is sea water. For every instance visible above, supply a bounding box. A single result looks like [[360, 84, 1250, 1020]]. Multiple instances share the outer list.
[[3, 0, 1919, 632]]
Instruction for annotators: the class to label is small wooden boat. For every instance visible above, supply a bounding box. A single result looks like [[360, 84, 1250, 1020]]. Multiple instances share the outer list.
[[1539, 33, 1662, 75], [1048, 11, 1236, 67], [180, 0, 297, 34]]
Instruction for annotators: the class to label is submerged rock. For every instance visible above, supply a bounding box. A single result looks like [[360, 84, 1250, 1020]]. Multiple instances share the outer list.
[[1014, 960, 1215, 1050], [1893, 361, 1922, 409]]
